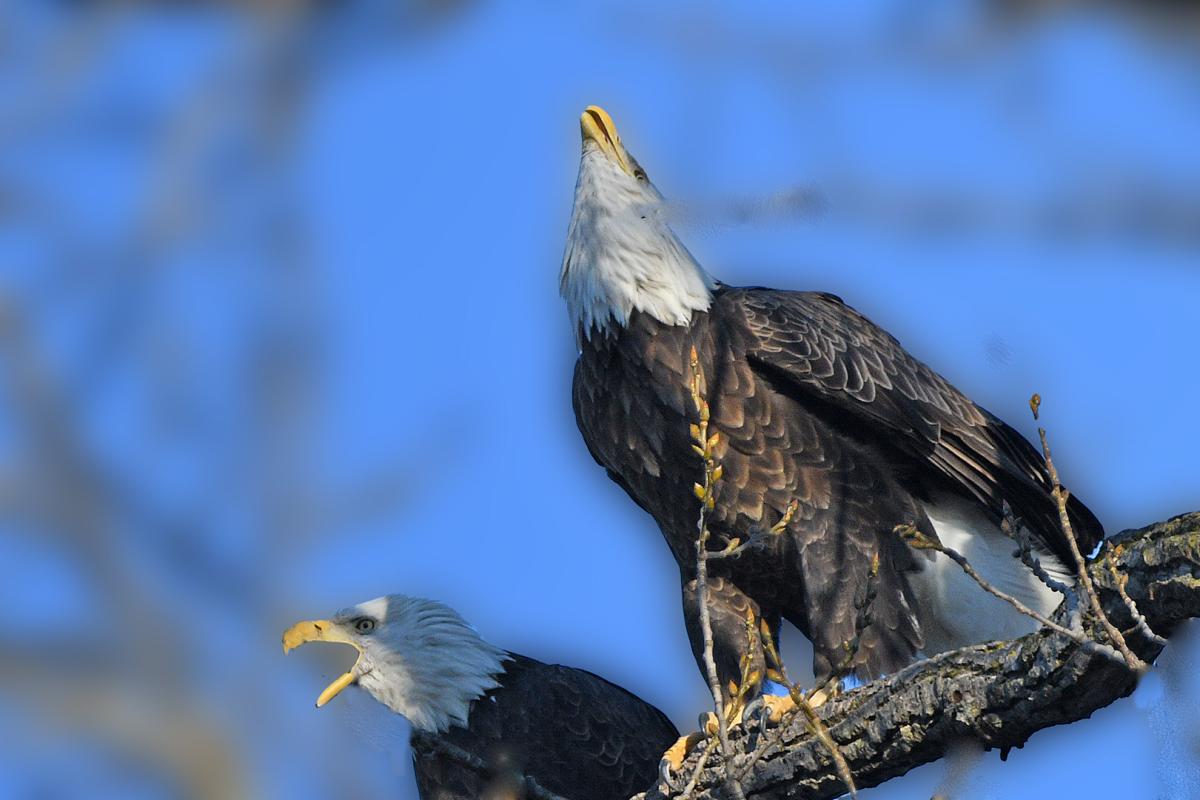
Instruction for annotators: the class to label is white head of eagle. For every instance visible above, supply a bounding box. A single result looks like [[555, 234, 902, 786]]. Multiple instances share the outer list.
[[282, 594, 508, 733], [561, 105, 714, 341]]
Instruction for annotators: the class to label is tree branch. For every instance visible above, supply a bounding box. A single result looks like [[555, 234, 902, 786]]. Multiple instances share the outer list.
[[640, 511, 1200, 800]]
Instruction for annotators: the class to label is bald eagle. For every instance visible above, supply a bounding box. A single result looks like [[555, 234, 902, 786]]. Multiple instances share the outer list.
[[561, 106, 1104, 715], [283, 595, 679, 800]]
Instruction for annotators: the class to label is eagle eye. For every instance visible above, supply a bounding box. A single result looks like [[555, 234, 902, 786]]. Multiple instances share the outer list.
[[634, 168, 647, 182], [354, 617, 376, 634]]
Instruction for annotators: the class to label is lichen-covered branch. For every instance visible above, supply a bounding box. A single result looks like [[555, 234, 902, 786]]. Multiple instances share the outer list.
[[639, 512, 1200, 800]]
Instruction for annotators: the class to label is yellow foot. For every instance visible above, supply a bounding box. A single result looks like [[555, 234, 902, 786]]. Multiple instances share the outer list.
[[659, 730, 706, 783], [752, 685, 837, 728], [761, 693, 796, 724]]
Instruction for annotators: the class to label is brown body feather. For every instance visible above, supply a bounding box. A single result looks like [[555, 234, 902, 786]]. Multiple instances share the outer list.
[[573, 285, 1103, 688]]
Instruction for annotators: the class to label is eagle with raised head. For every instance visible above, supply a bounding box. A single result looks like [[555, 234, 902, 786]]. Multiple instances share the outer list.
[[561, 106, 1104, 720], [283, 594, 679, 800]]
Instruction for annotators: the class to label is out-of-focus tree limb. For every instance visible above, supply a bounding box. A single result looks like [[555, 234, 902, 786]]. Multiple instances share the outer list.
[[643, 512, 1200, 800]]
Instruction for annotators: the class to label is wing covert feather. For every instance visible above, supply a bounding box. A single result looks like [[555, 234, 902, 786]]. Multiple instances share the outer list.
[[724, 287, 1103, 558]]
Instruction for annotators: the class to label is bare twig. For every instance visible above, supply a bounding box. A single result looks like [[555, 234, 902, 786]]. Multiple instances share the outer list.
[[788, 690, 857, 799], [1036, 424, 1147, 672], [707, 500, 797, 562], [686, 346, 744, 800]]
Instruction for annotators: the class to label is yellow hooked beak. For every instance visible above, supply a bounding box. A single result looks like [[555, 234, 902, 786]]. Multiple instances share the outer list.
[[282, 619, 362, 708], [580, 105, 634, 176]]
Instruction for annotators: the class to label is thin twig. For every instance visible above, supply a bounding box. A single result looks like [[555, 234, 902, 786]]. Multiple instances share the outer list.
[[686, 346, 745, 800], [707, 501, 798, 562], [792, 689, 857, 798], [895, 525, 1125, 665], [1037, 426, 1147, 672]]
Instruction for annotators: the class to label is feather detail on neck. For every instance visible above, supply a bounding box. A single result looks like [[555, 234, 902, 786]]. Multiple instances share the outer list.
[[561, 146, 713, 342], [352, 596, 509, 734]]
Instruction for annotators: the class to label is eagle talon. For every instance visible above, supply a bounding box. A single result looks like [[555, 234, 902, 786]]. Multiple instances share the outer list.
[[659, 731, 706, 785], [658, 757, 674, 787], [742, 694, 764, 723], [741, 695, 771, 749], [760, 693, 797, 724]]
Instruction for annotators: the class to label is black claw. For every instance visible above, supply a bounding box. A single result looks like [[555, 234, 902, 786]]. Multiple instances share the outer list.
[[743, 695, 764, 726], [743, 696, 767, 750]]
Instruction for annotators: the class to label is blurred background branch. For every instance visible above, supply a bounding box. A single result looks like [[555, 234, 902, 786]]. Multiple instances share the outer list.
[[0, 2, 462, 797]]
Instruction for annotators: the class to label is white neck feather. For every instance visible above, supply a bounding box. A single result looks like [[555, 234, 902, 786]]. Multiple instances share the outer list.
[[560, 146, 713, 341], [353, 596, 509, 734]]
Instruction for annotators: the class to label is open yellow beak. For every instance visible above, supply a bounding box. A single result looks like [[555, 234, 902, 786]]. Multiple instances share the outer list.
[[580, 105, 633, 176], [282, 619, 363, 708]]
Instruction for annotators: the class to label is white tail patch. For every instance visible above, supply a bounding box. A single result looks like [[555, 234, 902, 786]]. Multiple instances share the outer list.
[[911, 494, 1074, 655]]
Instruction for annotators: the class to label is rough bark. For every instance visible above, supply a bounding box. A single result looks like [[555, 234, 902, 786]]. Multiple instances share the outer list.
[[641, 512, 1200, 800]]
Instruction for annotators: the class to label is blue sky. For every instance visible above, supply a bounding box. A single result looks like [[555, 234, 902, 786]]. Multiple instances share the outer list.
[[2, 2, 1198, 798]]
